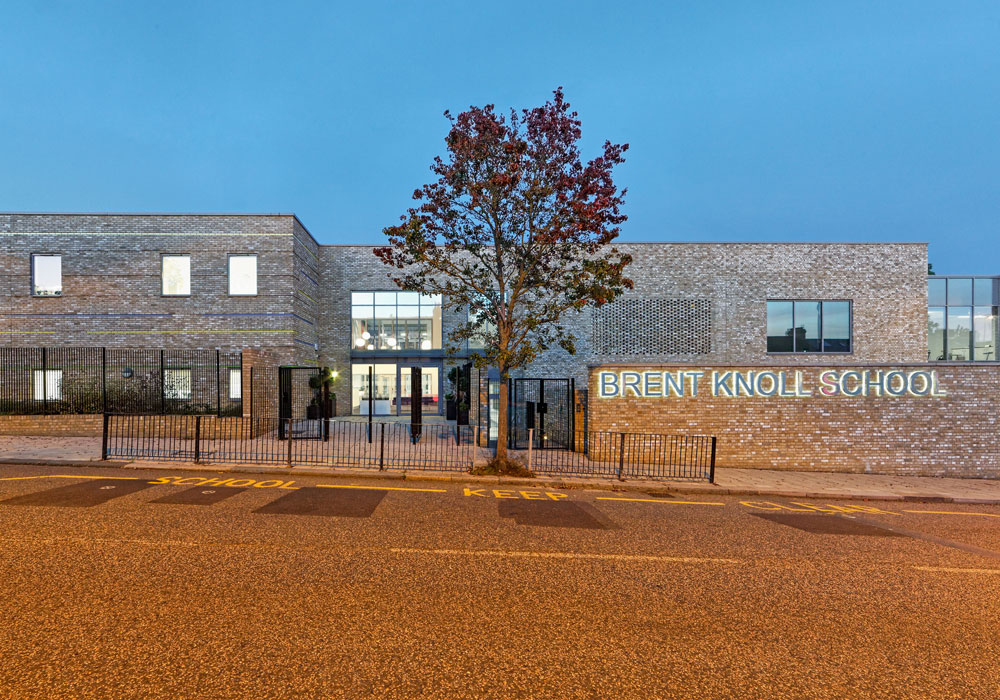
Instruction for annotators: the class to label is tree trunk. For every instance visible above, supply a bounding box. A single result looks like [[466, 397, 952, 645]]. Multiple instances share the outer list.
[[495, 373, 509, 460]]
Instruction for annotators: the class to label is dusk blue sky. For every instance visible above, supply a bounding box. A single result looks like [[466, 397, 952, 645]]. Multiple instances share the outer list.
[[1, 1, 998, 273]]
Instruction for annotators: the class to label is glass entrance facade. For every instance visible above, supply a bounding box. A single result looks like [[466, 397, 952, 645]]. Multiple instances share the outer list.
[[350, 362, 442, 416]]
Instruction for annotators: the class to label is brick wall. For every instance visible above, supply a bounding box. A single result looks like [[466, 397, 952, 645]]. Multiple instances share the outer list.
[[0, 414, 103, 436], [0, 213, 305, 361], [588, 363, 1000, 478]]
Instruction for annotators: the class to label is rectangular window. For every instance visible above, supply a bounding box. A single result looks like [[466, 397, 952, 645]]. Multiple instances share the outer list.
[[946, 308, 972, 361], [163, 369, 192, 400], [228, 255, 257, 296], [229, 369, 242, 400], [32, 370, 62, 401], [161, 255, 191, 296], [973, 307, 997, 361], [928, 307, 946, 361], [947, 278, 973, 306], [766, 300, 852, 354], [351, 291, 443, 352], [31, 255, 62, 296]]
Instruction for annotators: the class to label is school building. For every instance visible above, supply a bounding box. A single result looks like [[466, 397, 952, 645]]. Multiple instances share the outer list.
[[1, 212, 998, 478]]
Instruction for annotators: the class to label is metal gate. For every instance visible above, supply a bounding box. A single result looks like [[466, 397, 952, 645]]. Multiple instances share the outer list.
[[509, 378, 574, 450], [278, 366, 326, 440]]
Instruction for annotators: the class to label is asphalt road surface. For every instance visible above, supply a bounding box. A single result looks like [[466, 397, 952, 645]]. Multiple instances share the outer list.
[[1, 463, 999, 700]]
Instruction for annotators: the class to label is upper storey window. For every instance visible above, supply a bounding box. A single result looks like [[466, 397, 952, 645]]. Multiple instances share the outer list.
[[928, 277, 997, 361], [766, 300, 852, 353], [351, 291, 442, 351], [228, 255, 258, 296], [161, 255, 191, 296], [31, 255, 62, 296]]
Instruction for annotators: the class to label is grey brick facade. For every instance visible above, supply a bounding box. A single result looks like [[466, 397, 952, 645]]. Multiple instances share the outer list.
[[2, 213, 930, 412]]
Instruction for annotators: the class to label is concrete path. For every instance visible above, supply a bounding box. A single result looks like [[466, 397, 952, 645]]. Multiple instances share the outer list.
[[1, 434, 998, 504]]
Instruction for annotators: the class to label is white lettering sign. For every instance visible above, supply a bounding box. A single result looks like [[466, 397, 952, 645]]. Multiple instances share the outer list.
[[597, 370, 946, 399]]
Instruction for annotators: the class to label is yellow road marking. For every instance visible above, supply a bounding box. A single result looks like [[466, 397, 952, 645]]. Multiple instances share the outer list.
[[595, 497, 725, 506], [389, 547, 740, 563], [915, 566, 1000, 575], [903, 510, 1000, 518], [0, 476, 49, 481], [52, 475, 140, 480], [316, 484, 446, 493]]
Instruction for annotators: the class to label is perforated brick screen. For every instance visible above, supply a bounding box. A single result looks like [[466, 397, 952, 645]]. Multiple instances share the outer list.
[[592, 298, 712, 355]]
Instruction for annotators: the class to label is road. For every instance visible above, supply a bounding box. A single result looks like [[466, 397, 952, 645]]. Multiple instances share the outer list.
[[0, 463, 998, 699]]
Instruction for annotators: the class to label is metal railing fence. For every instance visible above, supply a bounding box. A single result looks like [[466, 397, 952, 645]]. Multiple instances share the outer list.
[[521, 429, 716, 482], [0, 346, 244, 416], [103, 414, 479, 472]]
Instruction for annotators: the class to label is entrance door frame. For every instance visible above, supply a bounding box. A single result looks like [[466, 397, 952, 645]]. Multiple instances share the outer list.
[[397, 361, 443, 417]]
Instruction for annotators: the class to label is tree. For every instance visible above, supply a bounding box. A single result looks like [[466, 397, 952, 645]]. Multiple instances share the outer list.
[[376, 88, 633, 465]]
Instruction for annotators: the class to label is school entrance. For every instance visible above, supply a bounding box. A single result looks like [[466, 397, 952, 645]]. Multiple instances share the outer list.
[[350, 362, 442, 417]]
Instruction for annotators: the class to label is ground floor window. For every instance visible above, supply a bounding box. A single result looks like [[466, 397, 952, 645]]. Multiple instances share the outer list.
[[32, 369, 62, 401], [163, 368, 192, 400], [229, 368, 242, 399], [351, 362, 441, 416]]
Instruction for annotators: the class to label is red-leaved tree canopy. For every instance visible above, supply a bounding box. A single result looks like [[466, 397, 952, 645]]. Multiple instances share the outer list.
[[376, 88, 633, 463]]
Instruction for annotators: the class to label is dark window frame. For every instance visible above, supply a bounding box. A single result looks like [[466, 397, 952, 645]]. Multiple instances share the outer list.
[[160, 254, 192, 297], [766, 299, 853, 355], [30, 253, 63, 298], [227, 253, 258, 297]]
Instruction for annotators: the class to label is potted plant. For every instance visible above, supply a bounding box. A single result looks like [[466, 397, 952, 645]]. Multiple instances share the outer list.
[[308, 367, 338, 418]]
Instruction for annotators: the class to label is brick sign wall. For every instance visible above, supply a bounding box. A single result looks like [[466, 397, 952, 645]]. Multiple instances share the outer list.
[[588, 364, 1000, 478]]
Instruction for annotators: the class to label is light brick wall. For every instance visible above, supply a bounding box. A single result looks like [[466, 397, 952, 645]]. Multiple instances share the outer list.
[[588, 363, 1000, 478]]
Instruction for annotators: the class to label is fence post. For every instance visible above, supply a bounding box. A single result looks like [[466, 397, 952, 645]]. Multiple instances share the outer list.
[[101, 347, 107, 413], [216, 350, 221, 418], [617, 432, 626, 481], [249, 366, 254, 419], [194, 416, 201, 463], [41, 347, 48, 414], [159, 349, 166, 414], [472, 426, 479, 468], [379, 422, 385, 471], [287, 418, 293, 466], [101, 413, 109, 460], [527, 428, 533, 470], [709, 436, 717, 484]]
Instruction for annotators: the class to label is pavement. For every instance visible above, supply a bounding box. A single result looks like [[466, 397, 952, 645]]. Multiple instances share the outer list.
[[1, 462, 999, 699], [2, 433, 1000, 504]]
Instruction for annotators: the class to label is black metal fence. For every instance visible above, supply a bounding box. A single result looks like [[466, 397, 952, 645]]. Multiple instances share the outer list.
[[521, 430, 716, 481], [103, 414, 479, 471], [0, 347, 244, 416]]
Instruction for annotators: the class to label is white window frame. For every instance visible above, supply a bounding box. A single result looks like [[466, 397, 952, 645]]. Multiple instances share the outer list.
[[161, 255, 191, 296], [163, 368, 192, 400], [229, 368, 242, 400], [32, 369, 63, 401], [31, 254, 62, 297], [228, 254, 258, 296]]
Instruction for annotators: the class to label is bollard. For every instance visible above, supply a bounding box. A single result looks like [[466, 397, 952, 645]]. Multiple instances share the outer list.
[[101, 413, 109, 460], [527, 428, 533, 470], [379, 423, 386, 471], [709, 436, 717, 484], [617, 432, 626, 481], [194, 416, 201, 463]]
